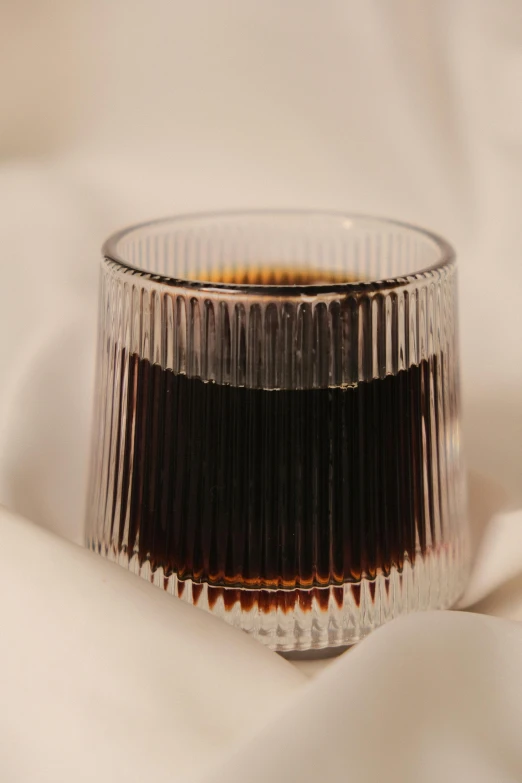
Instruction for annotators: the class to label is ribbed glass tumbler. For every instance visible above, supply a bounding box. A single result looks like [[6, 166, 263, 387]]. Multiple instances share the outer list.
[[86, 212, 469, 652]]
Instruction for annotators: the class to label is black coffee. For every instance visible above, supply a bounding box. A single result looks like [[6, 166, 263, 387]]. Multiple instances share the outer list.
[[107, 351, 441, 590]]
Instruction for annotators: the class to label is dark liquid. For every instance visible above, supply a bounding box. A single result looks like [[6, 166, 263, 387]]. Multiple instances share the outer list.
[[107, 352, 441, 590]]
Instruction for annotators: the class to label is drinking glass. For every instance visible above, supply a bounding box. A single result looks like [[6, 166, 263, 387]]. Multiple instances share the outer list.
[[86, 211, 469, 652]]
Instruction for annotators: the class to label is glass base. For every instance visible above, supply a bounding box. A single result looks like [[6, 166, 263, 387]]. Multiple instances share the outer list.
[[279, 645, 350, 661], [97, 538, 469, 652]]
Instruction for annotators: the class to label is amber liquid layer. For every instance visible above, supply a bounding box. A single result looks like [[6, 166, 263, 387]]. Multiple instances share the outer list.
[[108, 352, 444, 589]]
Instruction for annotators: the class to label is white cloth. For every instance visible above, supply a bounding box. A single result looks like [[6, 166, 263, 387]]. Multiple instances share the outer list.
[[0, 1, 521, 781]]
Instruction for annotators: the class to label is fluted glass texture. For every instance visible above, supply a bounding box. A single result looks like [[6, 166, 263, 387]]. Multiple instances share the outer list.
[[86, 212, 469, 651]]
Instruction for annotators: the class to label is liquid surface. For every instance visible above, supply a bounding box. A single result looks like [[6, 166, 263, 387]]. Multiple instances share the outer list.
[[192, 267, 363, 285], [107, 353, 445, 589]]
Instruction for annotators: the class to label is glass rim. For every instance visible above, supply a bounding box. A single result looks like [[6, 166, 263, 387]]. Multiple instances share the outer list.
[[102, 209, 456, 296]]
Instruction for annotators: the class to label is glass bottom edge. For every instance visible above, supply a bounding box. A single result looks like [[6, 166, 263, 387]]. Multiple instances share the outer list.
[[90, 540, 469, 652]]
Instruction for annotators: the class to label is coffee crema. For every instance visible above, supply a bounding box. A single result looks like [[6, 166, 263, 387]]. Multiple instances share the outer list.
[[186, 266, 363, 286]]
